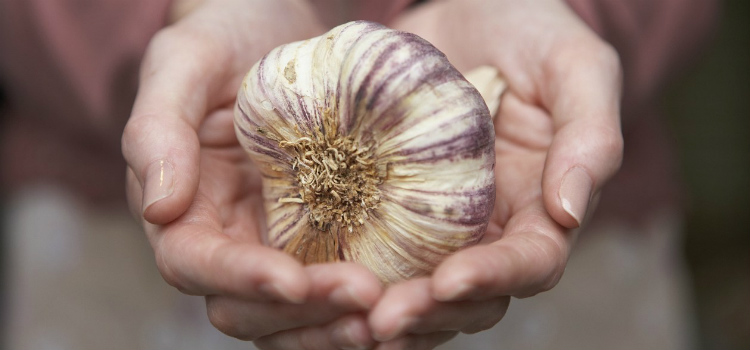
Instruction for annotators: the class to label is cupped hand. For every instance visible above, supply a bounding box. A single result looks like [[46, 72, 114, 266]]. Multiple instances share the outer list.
[[122, 0, 383, 348], [365, 0, 624, 348]]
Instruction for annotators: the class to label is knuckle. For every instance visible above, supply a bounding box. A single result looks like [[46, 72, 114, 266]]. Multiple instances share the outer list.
[[153, 242, 190, 294], [579, 38, 621, 74], [538, 238, 567, 294], [591, 40, 621, 73], [154, 258, 183, 292], [538, 263, 565, 294], [594, 123, 623, 151], [602, 126, 625, 154], [515, 231, 568, 297], [120, 116, 147, 161], [537, 268, 565, 296], [588, 123, 625, 170], [551, 35, 622, 80]]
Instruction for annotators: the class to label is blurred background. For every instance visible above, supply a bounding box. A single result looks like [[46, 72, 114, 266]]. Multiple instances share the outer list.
[[1, 0, 748, 349], [665, 0, 750, 348]]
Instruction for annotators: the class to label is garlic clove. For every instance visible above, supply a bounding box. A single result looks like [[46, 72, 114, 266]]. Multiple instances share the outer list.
[[463, 65, 506, 117], [234, 21, 496, 284]]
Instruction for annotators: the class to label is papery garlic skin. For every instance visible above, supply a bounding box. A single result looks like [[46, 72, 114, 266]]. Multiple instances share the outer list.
[[234, 21, 495, 284]]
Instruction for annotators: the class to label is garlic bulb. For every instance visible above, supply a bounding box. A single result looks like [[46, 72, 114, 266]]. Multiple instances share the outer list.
[[234, 21, 496, 284]]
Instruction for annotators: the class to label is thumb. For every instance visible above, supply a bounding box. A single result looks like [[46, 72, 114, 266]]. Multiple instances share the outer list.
[[122, 27, 229, 224], [541, 43, 624, 228], [544, 120, 623, 228]]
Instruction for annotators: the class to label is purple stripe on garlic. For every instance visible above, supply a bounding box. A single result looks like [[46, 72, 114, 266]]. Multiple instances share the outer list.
[[234, 21, 497, 284]]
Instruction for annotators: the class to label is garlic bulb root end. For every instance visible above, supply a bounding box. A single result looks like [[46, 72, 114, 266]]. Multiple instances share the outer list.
[[234, 21, 496, 284]]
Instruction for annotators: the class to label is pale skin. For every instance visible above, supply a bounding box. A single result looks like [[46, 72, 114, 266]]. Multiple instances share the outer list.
[[121, 0, 623, 349]]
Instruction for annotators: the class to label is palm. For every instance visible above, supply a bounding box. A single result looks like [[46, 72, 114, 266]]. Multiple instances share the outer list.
[[483, 90, 557, 245], [194, 119, 266, 245]]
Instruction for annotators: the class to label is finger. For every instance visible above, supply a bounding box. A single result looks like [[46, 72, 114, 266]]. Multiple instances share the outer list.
[[205, 263, 382, 340], [432, 203, 571, 301], [151, 192, 309, 303], [374, 332, 458, 350], [540, 38, 624, 228], [370, 279, 509, 342], [253, 314, 373, 350], [121, 24, 233, 225]]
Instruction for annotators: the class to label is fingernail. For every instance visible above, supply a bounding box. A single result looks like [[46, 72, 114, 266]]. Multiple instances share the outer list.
[[373, 317, 417, 342], [332, 321, 370, 350], [142, 159, 174, 213], [558, 167, 593, 227], [330, 286, 371, 309], [259, 282, 305, 304]]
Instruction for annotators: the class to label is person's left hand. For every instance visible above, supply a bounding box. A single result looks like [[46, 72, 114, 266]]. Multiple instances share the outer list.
[[357, 1, 624, 348]]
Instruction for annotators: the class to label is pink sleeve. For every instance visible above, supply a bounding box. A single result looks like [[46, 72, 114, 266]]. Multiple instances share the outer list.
[[308, 0, 415, 27], [565, 0, 720, 120], [0, 0, 171, 203], [562, 0, 720, 223], [0, 0, 171, 126]]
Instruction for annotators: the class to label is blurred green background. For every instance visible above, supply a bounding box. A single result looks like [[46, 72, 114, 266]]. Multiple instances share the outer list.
[[665, 0, 749, 349]]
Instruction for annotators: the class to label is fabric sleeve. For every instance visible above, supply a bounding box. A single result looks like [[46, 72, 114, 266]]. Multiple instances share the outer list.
[[0, 0, 172, 204], [565, 0, 720, 123]]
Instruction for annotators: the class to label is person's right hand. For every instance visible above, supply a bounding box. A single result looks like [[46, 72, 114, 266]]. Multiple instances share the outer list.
[[122, 1, 383, 349]]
